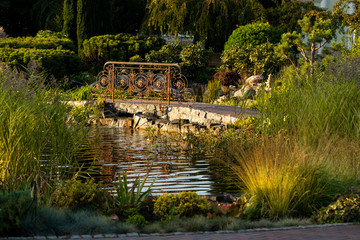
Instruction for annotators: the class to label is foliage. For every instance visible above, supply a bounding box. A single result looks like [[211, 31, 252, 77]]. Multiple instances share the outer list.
[[69, 101, 104, 124], [265, 0, 321, 33], [112, 172, 156, 211], [63, 0, 77, 41], [222, 42, 282, 79], [144, 0, 266, 50], [0, 191, 36, 236], [31, 0, 64, 32], [257, 58, 360, 144], [0, 47, 81, 79], [313, 189, 360, 223], [52, 179, 110, 212], [145, 44, 183, 63], [275, 12, 336, 75], [212, 70, 241, 86], [333, 0, 360, 35], [0, 63, 88, 201], [126, 213, 149, 227], [0, 34, 76, 51], [153, 192, 212, 221], [82, 33, 165, 65], [224, 22, 283, 51], [180, 42, 211, 68], [203, 78, 221, 103]]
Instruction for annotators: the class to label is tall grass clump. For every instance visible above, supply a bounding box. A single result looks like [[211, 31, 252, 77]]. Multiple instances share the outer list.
[[226, 57, 360, 219], [257, 57, 360, 144], [229, 135, 360, 220], [0, 62, 88, 200]]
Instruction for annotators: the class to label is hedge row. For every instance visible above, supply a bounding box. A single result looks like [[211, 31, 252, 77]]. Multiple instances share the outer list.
[[82, 33, 165, 64], [0, 36, 76, 52], [0, 47, 81, 79]]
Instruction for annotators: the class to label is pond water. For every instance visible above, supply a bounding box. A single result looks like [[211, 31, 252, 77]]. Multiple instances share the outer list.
[[78, 127, 237, 196]]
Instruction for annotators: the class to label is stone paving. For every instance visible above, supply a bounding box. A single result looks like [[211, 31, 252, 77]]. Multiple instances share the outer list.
[[2, 224, 359, 240]]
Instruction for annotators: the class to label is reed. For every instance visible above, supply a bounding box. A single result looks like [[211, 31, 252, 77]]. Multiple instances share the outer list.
[[0, 63, 88, 201]]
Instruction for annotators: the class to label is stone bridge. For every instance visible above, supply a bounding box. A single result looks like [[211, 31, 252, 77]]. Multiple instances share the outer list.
[[70, 99, 258, 132]]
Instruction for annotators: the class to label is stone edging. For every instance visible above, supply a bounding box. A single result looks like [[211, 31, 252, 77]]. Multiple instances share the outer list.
[[1, 223, 354, 239]]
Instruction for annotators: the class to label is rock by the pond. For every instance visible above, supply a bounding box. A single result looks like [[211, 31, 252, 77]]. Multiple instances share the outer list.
[[233, 86, 256, 99], [245, 75, 264, 86]]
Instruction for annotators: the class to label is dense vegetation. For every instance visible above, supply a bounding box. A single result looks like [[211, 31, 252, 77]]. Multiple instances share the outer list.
[[1, 0, 360, 237]]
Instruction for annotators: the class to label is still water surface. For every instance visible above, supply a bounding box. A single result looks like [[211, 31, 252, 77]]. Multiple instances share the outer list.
[[80, 127, 236, 195]]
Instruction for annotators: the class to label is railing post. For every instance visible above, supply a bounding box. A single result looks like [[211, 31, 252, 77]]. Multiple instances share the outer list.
[[110, 63, 115, 102], [167, 66, 171, 105]]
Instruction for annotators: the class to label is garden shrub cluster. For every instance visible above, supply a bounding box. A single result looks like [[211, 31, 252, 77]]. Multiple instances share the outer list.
[[0, 47, 81, 79], [0, 191, 36, 236], [145, 42, 212, 83], [153, 192, 213, 221], [0, 31, 81, 79], [53, 179, 110, 213], [313, 189, 360, 224], [81, 33, 165, 65]]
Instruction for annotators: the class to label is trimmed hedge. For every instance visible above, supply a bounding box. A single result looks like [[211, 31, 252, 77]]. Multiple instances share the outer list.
[[0, 47, 81, 79], [0, 36, 76, 52], [82, 33, 165, 64]]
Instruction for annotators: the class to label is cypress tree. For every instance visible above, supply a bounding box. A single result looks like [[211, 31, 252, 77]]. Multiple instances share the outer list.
[[76, 0, 86, 54], [63, 0, 77, 42]]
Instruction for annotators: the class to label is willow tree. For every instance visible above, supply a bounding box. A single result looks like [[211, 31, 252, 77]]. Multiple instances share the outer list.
[[144, 0, 265, 51]]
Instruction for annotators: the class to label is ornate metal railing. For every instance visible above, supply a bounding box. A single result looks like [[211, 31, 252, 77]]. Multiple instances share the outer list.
[[96, 61, 192, 104]]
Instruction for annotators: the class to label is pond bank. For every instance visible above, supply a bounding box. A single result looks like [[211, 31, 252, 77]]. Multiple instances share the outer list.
[[69, 100, 258, 132]]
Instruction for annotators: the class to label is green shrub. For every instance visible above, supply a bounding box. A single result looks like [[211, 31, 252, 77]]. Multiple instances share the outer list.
[[0, 191, 36, 236], [82, 33, 165, 65], [53, 179, 110, 213], [145, 43, 183, 63], [0, 47, 81, 79], [221, 42, 282, 79], [180, 42, 211, 68], [313, 190, 360, 224], [0, 34, 76, 51], [224, 22, 283, 51], [126, 214, 149, 227], [153, 192, 212, 220]]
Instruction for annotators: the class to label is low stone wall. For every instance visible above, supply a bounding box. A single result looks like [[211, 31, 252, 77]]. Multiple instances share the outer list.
[[68, 100, 249, 133]]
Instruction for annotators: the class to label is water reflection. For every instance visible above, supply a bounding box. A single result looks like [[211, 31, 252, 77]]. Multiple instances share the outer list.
[[79, 127, 236, 195]]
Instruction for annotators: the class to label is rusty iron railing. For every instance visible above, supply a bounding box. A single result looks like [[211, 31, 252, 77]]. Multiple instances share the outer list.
[[96, 61, 192, 104]]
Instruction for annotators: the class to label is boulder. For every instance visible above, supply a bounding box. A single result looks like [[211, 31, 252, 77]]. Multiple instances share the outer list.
[[245, 75, 264, 86], [233, 86, 256, 99]]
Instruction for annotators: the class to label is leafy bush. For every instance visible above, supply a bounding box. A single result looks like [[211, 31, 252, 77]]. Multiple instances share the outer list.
[[0, 34, 76, 51], [153, 192, 212, 220], [221, 42, 282, 79], [0, 191, 36, 236], [145, 43, 183, 63], [313, 190, 360, 223], [82, 33, 165, 65], [0, 47, 81, 79], [224, 22, 283, 51], [212, 70, 241, 86], [53, 179, 110, 213], [180, 42, 211, 68]]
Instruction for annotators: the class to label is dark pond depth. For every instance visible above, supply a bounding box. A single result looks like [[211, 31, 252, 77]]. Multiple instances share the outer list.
[[78, 127, 237, 196]]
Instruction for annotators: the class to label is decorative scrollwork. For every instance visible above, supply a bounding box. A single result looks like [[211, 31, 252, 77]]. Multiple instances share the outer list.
[[97, 71, 110, 88], [172, 74, 188, 93], [152, 73, 166, 92], [97, 62, 193, 103], [115, 72, 130, 90], [134, 73, 148, 92]]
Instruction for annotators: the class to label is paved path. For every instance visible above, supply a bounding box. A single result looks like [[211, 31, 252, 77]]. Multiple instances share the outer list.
[[113, 99, 259, 119]]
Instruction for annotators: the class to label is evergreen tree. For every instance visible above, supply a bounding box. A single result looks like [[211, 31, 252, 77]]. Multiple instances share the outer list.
[[63, 0, 77, 41]]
